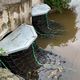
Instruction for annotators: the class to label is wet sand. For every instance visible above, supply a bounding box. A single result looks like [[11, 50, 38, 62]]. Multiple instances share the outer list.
[[37, 10, 80, 80]]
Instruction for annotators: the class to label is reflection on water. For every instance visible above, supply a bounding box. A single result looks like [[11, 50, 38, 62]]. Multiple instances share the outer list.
[[37, 10, 77, 47], [37, 10, 80, 80]]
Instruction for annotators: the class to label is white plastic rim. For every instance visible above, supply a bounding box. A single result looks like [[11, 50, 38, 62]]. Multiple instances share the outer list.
[[32, 3, 51, 16], [0, 24, 38, 55]]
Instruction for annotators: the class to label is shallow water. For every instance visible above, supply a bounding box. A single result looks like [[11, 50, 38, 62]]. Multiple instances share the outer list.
[[37, 9, 80, 80]]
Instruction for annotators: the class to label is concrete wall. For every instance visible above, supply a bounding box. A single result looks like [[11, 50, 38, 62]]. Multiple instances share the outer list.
[[0, 0, 32, 40], [32, 0, 44, 7], [0, 0, 44, 40]]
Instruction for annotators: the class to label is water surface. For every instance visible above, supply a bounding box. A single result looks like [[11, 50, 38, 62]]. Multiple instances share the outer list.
[[37, 9, 80, 80]]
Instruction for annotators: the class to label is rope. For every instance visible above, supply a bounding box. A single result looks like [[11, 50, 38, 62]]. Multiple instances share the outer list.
[[36, 30, 51, 36], [46, 14, 54, 30], [0, 59, 8, 69], [35, 14, 64, 37], [36, 30, 56, 37], [32, 43, 43, 66]]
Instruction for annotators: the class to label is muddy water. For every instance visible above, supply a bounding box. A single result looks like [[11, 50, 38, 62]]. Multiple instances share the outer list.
[[37, 10, 80, 80]]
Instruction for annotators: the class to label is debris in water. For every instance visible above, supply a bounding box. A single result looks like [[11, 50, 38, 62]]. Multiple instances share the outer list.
[[36, 48, 66, 80]]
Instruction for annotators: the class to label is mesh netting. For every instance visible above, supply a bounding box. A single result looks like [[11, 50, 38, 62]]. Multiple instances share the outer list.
[[32, 14, 65, 38], [0, 43, 66, 80], [0, 46, 38, 79]]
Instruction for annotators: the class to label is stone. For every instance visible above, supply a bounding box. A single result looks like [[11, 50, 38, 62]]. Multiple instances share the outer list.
[[0, 68, 24, 80]]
